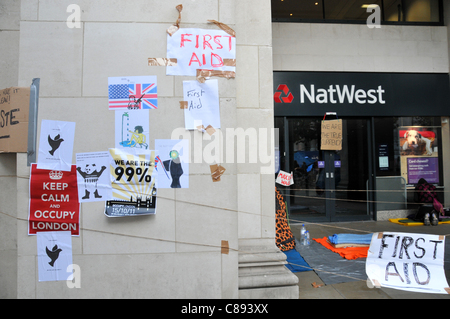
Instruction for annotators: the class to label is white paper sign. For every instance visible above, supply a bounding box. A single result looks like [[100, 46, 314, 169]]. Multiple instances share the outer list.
[[155, 139, 189, 189], [276, 170, 294, 186], [108, 76, 157, 110], [183, 80, 220, 130], [366, 232, 450, 294], [76, 151, 112, 202], [115, 109, 149, 149], [37, 231, 73, 282], [166, 28, 236, 76], [37, 120, 76, 172]]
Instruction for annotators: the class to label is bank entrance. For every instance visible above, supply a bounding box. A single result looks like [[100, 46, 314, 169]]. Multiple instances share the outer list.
[[274, 71, 450, 222], [276, 117, 374, 222]]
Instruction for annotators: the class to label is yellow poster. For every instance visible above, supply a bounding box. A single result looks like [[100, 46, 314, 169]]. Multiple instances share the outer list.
[[106, 148, 157, 217]]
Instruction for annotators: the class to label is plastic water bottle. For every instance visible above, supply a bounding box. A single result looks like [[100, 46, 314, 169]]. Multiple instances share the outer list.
[[300, 224, 306, 242], [303, 231, 311, 246]]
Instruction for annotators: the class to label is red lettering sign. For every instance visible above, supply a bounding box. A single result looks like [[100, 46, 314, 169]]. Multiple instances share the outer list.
[[28, 164, 80, 236]]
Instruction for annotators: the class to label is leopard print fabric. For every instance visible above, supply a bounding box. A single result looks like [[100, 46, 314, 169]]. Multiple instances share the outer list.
[[275, 187, 295, 251]]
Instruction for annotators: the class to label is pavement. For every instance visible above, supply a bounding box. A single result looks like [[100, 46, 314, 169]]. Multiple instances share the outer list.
[[288, 220, 450, 299]]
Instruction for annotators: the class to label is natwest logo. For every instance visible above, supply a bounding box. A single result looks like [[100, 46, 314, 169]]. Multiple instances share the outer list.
[[274, 84, 294, 103]]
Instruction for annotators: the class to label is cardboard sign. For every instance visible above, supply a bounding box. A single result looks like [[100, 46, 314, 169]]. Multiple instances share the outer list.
[[28, 164, 80, 236], [166, 28, 236, 76], [366, 232, 450, 294], [321, 119, 342, 151], [276, 170, 294, 186], [0, 87, 30, 153]]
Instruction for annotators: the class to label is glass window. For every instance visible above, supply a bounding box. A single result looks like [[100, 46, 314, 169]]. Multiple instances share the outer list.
[[272, 0, 442, 24], [373, 116, 443, 205]]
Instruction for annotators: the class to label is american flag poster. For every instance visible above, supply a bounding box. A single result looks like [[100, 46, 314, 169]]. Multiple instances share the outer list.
[[108, 76, 158, 110]]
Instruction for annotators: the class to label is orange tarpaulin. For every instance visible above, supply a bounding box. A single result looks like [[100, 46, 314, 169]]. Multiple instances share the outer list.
[[312, 237, 369, 260]]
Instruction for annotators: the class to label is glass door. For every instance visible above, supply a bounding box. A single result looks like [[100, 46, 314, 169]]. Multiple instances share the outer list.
[[275, 117, 373, 222]]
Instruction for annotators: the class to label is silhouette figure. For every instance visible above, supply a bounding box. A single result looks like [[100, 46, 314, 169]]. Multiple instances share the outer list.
[[46, 244, 62, 267], [48, 134, 64, 156]]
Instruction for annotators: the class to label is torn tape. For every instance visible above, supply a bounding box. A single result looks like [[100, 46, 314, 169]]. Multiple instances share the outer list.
[[148, 58, 177, 66], [180, 101, 188, 109], [196, 125, 216, 136], [208, 20, 236, 37], [221, 240, 229, 254], [210, 164, 226, 182], [167, 4, 183, 36], [196, 69, 236, 83]]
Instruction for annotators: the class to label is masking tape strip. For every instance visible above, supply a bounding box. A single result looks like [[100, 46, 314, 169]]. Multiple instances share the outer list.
[[167, 4, 183, 36], [210, 164, 226, 182], [445, 287, 450, 294], [377, 232, 383, 239], [223, 59, 236, 66], [148, 58, 177, 66], [439, 235, 445, 241], [180, 101, 188, 109], [196, 69, 236, 83], [207, 20, 236, 37], [196, 125, 216, 136], [221, 240, 229, 254]]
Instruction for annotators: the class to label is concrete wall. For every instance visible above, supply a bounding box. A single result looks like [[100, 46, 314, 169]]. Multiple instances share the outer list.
[[273, 23, 448, 73], [1, 0, 293, 299]]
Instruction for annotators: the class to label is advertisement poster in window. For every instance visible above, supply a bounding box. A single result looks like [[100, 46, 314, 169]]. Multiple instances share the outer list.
[[399, 127, 441, 187]]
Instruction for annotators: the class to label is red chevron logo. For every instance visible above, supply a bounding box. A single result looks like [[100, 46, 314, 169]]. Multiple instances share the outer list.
[[274, 84, 294, 103]]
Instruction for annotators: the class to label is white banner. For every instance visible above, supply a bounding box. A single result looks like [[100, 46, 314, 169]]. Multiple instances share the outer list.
[[366, 232, 450, 294]]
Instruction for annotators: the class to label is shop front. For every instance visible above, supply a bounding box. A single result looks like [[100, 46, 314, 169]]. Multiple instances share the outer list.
[[274, 71, 450, 222]]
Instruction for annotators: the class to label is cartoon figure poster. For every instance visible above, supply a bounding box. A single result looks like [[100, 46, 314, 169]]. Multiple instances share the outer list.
[[76, 151, 112, 202], [37, 120, 76, 172], [115, 110, 149, 149], [155, 139, 189, 189], [37, 231, 73, 282]]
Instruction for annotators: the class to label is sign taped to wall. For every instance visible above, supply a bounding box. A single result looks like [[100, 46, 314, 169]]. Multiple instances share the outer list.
[[0, 87, 30, 153], [321, 119, 342, 151], [37, 231, 73, 282], [28, 164, 80, 236], [106, 148, 157, 217], [366, 232, 450, 294], [166, 28, 236, 76], [155, 139, 189, 189], [76, 151, 112, 202], [108, 76, 158, 110], [183, 79, 220, 130]]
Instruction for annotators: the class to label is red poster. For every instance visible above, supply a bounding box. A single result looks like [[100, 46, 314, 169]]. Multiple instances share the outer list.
[[28, 164, 80, 236]]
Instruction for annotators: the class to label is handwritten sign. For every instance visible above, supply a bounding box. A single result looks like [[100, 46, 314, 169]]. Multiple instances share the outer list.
[[321, 119, 342, 151], [366, 232, 450, 294], [183, 79, 220, 130], [167, 28, 236, 76], [0, 87, 30, 153], [276, 170, 294, 186]]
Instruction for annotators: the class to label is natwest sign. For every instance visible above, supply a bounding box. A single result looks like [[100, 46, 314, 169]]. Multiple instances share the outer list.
[[28, 164, 80, 236], [274, 71, 450, 117], [300, 84, 385, 105]]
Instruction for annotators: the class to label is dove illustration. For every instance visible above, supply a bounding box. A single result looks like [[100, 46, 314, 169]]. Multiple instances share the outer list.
[[48, 134, 64, 156], [46, 245, 62, 267]]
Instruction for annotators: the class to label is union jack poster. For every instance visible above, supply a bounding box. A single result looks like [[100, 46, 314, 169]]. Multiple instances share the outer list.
[[108, 76, 158, 110]]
